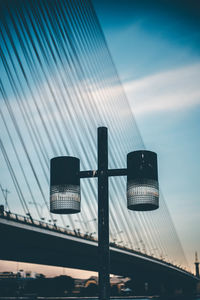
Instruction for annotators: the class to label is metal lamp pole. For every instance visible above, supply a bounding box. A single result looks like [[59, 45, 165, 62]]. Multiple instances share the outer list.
[[50, 126, 159, 300], [98, 127, 109, 300]]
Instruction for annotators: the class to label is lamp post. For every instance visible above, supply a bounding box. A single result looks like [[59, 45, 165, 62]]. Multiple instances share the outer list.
[[75, 218, 97, 224], [0, 184, 10, 211], [49, 126, 159, 300], [75, 218, 97, 233], [29, 202, 46, 220], [112, 230, 123, 244]]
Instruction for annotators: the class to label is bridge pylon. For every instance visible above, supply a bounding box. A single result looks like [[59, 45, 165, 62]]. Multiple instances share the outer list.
[[195, 251, 199, 278]]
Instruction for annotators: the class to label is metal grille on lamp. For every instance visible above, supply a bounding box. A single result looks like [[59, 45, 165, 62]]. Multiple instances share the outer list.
[[50, 184, 80, 214], [50, 156, 80, 214], [127, 179, 159, 211], [127, 150, 159, 211]]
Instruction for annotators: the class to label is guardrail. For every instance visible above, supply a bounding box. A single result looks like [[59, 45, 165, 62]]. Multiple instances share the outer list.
[[0, 210, 93, 241], [0, 210, 195, 277]]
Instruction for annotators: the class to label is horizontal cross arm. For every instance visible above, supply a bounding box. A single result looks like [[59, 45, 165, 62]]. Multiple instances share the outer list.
[[79, 168, 127, 178]]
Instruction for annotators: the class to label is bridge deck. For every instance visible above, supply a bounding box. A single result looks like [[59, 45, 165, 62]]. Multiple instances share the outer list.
[[0, 211, 198, 286]]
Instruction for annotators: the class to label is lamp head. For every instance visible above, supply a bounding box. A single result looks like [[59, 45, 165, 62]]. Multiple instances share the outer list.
[[50, 156, 80, 214], [127, 150, 159, 211]]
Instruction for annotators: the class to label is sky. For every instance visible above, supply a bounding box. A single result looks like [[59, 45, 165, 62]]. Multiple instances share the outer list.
[[0, 0, 200, 278], [93, 0, 200, 271]]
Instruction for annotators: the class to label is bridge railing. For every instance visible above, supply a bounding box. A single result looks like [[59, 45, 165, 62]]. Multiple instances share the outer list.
[[0, 209, 195, 277], [0, 209, 97, 242]]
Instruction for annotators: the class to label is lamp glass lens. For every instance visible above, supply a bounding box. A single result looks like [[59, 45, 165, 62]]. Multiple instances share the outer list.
[[127, 179, 159, 211], [50, 184, 80, 214]]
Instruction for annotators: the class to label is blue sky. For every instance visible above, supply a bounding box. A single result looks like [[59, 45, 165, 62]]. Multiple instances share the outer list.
[[0, 0, 199, 277], [93, 0, 200, 270]]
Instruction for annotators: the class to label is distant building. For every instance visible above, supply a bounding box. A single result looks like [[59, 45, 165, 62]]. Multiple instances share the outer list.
[[24, 271, 37, 279], [0, 271, 18, 279], [82, 275, 131, 295], [0, 270, 44, 280]]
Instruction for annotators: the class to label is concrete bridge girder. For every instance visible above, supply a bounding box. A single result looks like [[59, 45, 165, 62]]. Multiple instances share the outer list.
[[0, 216, 198, 294]]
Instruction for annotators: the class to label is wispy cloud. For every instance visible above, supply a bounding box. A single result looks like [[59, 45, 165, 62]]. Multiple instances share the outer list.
[[123, 63, 200, 115]]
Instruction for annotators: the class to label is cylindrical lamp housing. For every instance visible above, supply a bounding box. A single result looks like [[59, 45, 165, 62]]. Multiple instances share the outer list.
[[127, 150, 159, 211], [50, 156, 80, 214]]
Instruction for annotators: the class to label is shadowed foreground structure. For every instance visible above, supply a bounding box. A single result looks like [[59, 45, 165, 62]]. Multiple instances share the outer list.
[[0, 211, 198, 296]]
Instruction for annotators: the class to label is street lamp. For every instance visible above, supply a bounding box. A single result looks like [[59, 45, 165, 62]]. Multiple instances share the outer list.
[[75, 218, 97, 234], [75, 218, 97, 224], [112, 230, 123, 244], [49, 127, 159, 300], [127, 150, 159, 211], [0, 185, 10, 211], [29, 202, 46, 220]]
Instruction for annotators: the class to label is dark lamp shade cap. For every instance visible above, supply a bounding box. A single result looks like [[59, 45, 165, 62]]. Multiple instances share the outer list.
[[127, 150, 159, 211], [50, 156, 81, 214]]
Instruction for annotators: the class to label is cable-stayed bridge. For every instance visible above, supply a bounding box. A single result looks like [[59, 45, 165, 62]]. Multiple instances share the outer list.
[[0, 0, 199, 292]]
